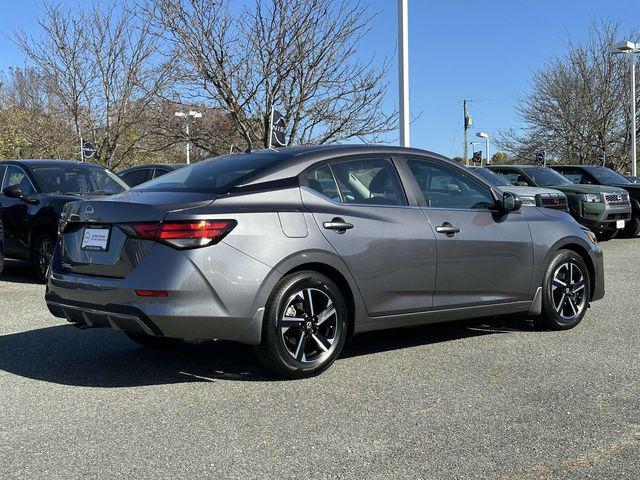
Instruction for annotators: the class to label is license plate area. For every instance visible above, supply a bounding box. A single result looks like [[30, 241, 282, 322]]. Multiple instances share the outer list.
[[616, 220, 625, 229], [81, 227, 111, 252]]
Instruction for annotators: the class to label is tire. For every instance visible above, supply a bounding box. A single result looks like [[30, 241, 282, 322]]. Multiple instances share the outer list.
[[595, 229, 618, 241], [254, 271, 349, 379], [125, 332, 181, 348], [538, 250, 590, 330], [622, 213, 640, 238], [32, 232, 56, 283]]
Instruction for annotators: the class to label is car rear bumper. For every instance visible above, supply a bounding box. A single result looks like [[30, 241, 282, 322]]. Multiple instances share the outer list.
[[46, 241, 271, 345]]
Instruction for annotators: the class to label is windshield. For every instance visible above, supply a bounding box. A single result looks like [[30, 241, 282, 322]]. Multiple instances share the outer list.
[[587, 167, 631, 185], [134, 153, 285, 193], [33, 164, 128, 195], [525, 167, 573, 186], [472, 167, 512, 187]]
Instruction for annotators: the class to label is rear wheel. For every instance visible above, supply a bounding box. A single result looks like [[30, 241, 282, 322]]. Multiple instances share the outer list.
[[538, 250, 590, 330], [125, 332, 181, 348], [32, 232, 56, 283], [255, 271, 348, 378]]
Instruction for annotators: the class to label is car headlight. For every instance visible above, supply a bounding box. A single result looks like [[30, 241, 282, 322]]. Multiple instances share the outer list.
[[519, 195, 536, 206], [583, 229, 598, 244], [579, 193, 601, 203]]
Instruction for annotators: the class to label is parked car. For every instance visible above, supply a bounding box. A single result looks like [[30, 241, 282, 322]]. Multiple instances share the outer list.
[[0, 160, 129, 281], [118, 164, 186, 187], [470, 167, 568, 211], [488, 165, 631, 240], [549, 165, 640, 237], [626, 176, 640, 184], [46, 145, 604, 378]]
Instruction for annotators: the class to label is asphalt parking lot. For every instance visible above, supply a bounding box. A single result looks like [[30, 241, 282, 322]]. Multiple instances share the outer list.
[[0, 240, 638, 480]]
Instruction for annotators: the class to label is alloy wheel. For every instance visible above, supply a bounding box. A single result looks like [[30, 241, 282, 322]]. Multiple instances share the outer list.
[[280, 288, 339, 363], [551, 262, 587, 321], [37, 238, 53, 279]]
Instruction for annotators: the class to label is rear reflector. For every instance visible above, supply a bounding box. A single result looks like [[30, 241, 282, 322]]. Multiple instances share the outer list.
[[129, 219, 236, 249], [135, 290, 169, 297]]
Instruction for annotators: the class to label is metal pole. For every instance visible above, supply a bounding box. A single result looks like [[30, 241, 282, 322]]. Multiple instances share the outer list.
[[398, 0, 410, 147], [483, 137, 490, 166], [631, 52, 637, 177], [185, 122, 190, 165], [267, 107, 274, 149], [463, 100, 468, 165]]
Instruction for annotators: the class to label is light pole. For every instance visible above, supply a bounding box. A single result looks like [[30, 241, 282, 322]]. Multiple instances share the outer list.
[[612, 40, 639, 177], [175, 110, 203, 164], [397, 0, 410, 147], [476, 131, 490, 166]]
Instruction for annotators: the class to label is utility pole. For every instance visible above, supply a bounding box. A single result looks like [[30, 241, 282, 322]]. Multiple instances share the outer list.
[[397, 0, 410, 147], [463, 100, 472, 165]]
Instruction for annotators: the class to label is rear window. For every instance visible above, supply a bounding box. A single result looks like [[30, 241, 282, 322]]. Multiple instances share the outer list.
[[133, 154, 284, 193]]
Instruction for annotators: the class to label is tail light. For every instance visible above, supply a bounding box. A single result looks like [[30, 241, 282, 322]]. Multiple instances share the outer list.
[[128, 220, 236, 249]]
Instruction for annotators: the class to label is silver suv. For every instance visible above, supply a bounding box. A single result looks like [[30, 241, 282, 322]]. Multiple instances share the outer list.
[[46, 145, 604, 378]]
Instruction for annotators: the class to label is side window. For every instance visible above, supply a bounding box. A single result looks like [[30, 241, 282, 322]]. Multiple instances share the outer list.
[[3, 166, 35, 196], [153, 168, 170, 179], [0, 166, 6, 190], [407, 159, 495, 210], [121, 169, 150, 187], [302, 165, 341, 202], [329, 158, 407, 206]]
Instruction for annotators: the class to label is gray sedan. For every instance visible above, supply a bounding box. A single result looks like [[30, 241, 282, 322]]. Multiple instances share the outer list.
[[46, 145, 604, 378]]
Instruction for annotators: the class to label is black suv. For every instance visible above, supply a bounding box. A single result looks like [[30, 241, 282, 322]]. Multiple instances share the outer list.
[[549, 165, 640, 237], [0, 160, 128, 281]]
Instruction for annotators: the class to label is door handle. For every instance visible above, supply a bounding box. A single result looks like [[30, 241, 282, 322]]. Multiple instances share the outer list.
[[435, 222, 460, 237], [323, 218, 354, 233]]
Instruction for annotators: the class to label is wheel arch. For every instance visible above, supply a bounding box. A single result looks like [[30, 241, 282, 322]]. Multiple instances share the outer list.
[[29, 216, 58, 253], [549, 240, 597, 301]]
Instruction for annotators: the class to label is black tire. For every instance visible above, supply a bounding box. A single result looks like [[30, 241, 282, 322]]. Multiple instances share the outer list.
[[254, 271, 349, 379], [595, 229, 618, 241], [622, 213, 640, 238], [538, 250, 590, 330], [125, 332, 181, 348], [32, 232, 56, 283]]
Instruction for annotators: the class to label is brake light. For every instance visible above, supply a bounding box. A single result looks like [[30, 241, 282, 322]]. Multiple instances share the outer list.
[[135, 290, 168, 297], [129, 220, 236, 249]]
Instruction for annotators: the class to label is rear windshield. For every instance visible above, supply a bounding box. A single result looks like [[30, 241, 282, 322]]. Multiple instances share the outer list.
[[133, 153, 284, 193], [32, 164, 128, 195]]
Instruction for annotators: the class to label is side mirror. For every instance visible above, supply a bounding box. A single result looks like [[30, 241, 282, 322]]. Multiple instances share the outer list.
[[501, 191, 522, 212], [3, 186, 23, 199], [2, 186, 39, 205]]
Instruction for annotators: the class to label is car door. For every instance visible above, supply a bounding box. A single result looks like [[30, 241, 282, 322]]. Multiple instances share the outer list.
[[1, 165, 37, 257], [401, 157, 534, 309], [300, 156, 437, 316]]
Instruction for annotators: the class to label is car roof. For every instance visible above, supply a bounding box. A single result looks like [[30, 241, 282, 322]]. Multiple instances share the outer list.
[[489, 165, 545, 169], [119, 163, 186, 173], [225, 144, 452, 186], [0, 159, 85, 168]]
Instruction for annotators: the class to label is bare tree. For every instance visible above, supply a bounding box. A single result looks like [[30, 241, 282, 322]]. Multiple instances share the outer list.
[[497, 21, 637, 171], [14, 2, 175, 169], [148, 0, 395, 150]]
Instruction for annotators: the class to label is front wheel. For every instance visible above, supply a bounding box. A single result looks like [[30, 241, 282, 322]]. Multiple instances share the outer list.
[[622, 213, 640, 238], [32, 232, 56, 283], [538, 250, 590, 330], [255, 271, 349, 378]]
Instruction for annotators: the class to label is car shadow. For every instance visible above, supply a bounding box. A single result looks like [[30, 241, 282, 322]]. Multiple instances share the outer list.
[[0, 315, 537, 387], [0, 259, 40, 284]]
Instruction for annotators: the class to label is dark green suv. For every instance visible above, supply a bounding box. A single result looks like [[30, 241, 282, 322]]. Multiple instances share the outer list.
[[488, 165, 631, 240]]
